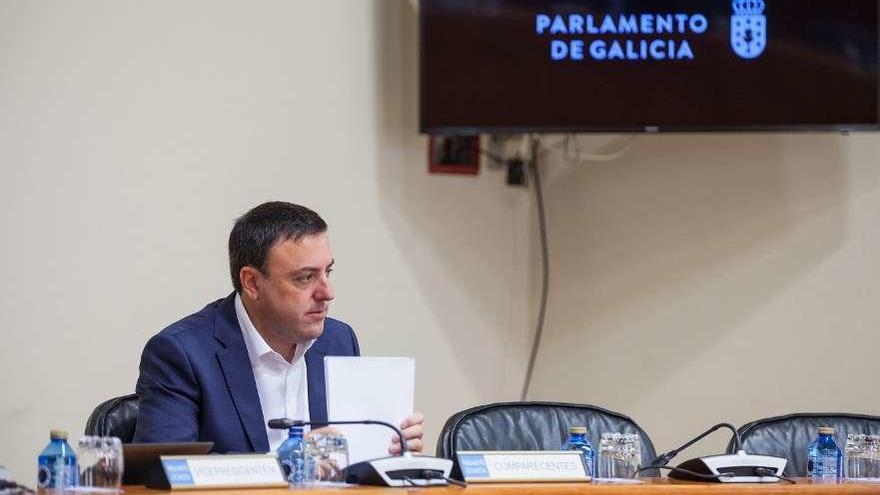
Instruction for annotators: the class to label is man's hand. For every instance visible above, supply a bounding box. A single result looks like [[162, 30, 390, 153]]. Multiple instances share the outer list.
[[389, 412, 424, 455]]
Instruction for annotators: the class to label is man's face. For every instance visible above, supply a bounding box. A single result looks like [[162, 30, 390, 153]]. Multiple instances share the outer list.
[[248, 232, 335, 343]]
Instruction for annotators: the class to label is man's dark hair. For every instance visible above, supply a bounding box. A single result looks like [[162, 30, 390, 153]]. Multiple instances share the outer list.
[[229, 201, 327, 293]]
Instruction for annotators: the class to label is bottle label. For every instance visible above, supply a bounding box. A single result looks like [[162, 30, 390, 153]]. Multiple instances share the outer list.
[[37, 458, 77, 488], [815, 454, 840, 478]]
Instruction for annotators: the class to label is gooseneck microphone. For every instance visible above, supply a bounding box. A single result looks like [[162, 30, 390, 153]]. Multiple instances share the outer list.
[[648, 422, 743, 468], [268, 417, 454, 487], [639, 422, 788, 483], [267, 418, 408, 455]]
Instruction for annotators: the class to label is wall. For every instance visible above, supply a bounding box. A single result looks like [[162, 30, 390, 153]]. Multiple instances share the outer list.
[[530, 133, 880, 458], [2, 0, 879, 484], [0, 1, 534, 481]]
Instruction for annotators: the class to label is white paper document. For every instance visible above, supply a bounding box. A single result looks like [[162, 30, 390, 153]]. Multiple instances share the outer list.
[[324, 356, 415, 464]]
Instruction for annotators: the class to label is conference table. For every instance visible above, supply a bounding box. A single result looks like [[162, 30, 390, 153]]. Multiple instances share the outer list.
[[121, 479, 880, 495]]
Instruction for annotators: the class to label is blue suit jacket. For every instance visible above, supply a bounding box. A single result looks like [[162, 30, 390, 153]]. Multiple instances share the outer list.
[[133, 293, 360, 453]]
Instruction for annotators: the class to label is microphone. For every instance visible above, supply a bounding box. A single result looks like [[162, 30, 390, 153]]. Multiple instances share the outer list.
[[641, 422, 787, 483], [267, 418, 407, 454], [268, 417, 453, 487], [648, 422, 742, 467]]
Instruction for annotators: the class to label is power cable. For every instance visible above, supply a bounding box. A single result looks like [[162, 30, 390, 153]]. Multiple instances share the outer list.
[[520, 137, 550, 401]]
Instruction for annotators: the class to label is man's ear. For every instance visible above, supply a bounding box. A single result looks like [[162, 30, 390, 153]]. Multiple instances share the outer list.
[[239, 266, 262, 300]]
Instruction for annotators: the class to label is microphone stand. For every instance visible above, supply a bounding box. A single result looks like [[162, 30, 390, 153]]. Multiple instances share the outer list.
[[268, 418, 455, 487]]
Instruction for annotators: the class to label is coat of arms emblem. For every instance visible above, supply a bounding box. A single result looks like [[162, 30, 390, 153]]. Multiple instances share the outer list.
[[731, 0, 767, 59]]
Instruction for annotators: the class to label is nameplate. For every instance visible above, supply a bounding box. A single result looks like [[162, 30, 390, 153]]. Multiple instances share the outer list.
[[159, 454, 287, 490], [456, 450, 590, 483]]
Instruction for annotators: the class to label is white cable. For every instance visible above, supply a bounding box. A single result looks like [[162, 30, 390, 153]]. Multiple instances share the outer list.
[[541, 134, 638, 163]]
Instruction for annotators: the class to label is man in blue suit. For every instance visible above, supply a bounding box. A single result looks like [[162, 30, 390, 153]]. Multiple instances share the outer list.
[[134, 202, 423, 454]]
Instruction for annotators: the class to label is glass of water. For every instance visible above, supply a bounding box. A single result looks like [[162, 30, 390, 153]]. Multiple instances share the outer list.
[[598, 433, 641, 479], [845, 434, 880, 480], [306, 433, 350, 483], [76, 436, 123, 490]]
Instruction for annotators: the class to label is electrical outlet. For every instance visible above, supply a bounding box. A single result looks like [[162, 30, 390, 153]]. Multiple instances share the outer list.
[[506, 159, 527, 186]]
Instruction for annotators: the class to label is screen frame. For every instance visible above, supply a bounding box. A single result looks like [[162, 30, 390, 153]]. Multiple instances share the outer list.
[[418, 0, 880, 134]]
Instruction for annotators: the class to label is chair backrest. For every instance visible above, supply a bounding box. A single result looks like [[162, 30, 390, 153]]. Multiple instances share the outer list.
[[85, 394, 140, 443], [437, 401, 658, 478], [728, 412, 880, 477]]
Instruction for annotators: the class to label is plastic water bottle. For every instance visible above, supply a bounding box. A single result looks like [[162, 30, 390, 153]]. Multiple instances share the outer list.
[[808, 426, 843, 479], [277, 426, 307, 484], [37, 430, 78, 489], [563, 426, 595, 478]]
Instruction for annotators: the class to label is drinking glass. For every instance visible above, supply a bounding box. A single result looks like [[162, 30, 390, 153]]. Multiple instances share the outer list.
[[306, 433, 350, 483], [76, 436, 123, 490], [598, 433, 641, 479], [845, 434, 880, 480]]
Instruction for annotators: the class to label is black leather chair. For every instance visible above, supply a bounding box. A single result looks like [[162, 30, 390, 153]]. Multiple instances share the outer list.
[[437, 401, 659, 479], [84, 393, 140, 442], [727, 412, 880, 477]]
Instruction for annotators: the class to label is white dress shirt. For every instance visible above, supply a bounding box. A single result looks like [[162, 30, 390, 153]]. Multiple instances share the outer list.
[[235, 294, 314, 451]]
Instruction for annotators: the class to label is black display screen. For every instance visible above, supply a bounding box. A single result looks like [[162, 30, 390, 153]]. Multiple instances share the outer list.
[[420, 0, 880, 133]]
